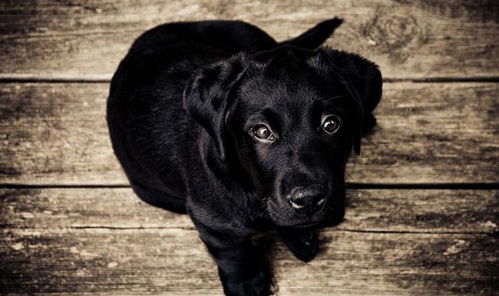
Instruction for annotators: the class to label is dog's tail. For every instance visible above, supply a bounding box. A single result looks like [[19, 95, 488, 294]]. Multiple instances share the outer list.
[[279, 17, 343, 50]]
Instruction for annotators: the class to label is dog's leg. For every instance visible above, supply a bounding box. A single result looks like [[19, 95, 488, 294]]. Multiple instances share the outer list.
[[198, 228, 271, 296], [278, 227, 318, 262]]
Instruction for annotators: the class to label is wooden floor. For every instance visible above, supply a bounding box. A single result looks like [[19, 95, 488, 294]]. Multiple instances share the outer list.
[[1, 1, 498, 295]]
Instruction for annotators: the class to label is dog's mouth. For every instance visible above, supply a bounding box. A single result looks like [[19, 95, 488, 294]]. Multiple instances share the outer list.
[[290, 221, 321, 228]]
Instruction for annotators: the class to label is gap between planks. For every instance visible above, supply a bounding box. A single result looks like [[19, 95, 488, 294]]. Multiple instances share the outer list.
[[1, 183, 499, 189], [1, 226, 497, 236], [1, 75, 499, 83]]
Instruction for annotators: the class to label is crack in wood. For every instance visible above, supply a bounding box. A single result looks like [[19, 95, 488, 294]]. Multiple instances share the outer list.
[[1, 226, 496, 236], [1, 183, 498, 189]]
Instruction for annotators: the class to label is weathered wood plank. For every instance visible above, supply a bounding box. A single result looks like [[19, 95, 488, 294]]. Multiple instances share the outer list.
[[0, 228, 497, 295], [0, 0, 498, 79], [1, 188, 497, 234], [0, 83, 119, 184], [1, 82, 497, 184]]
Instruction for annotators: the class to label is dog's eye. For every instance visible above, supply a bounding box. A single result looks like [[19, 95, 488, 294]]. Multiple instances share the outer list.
[[321, 115, 341, 135], [251, 124, 275, 142]]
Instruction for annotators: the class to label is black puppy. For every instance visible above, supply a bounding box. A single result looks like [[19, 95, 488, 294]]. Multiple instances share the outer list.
[[107, 18, 382, 296]]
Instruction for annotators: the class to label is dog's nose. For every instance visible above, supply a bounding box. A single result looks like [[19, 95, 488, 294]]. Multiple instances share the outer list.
[[288, 185, 327, 215]]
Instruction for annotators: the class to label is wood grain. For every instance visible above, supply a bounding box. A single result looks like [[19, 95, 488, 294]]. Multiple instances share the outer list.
[[1, 82, 497, 184], [0, 228, 497, 295], [1, 1, 498, 295], [0, 0, 498, 79], [1, 188, 497, 234]]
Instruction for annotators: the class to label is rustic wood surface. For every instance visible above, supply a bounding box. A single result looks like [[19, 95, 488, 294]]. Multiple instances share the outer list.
[[1, 228, 497, 295], [1, 82, 498, 185], [1, 0, 498, 295], [0, 0, 498, 79], [1, 188, 497, 294], [1, 188, 497, 234]]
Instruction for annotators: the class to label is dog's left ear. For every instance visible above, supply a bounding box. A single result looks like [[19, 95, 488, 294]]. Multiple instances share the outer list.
[[183, 54, 248, 162], [316, 49, 383, 154]]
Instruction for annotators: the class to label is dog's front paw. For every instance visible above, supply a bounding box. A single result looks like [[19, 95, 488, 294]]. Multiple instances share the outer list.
[[279, 228, 318, 262], [219, 267, 271, 296]]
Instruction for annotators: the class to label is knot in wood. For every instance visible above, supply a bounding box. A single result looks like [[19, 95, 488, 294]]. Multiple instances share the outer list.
[[362, 14, 428, 62]]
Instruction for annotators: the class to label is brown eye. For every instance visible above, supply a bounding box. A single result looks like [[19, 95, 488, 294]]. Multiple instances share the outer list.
[[321, 115, 341, 135], [251, 124, 275, 142]]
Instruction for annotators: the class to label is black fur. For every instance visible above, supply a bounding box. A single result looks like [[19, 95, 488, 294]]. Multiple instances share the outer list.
[[107, 18, 382, 296]]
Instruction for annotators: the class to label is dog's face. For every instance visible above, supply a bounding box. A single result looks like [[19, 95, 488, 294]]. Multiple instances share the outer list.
[[227, 49, 354, 227], [184, 46, 382, 227]]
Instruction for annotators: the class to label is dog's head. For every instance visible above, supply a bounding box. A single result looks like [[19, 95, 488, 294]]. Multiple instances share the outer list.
[[184, 46, 382, 227]]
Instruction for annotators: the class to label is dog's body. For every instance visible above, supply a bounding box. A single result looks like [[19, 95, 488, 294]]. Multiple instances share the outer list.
[[107, 19, 381, 296]]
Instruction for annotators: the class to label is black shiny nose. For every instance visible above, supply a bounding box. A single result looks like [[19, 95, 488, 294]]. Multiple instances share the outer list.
[[288, 185, 327, 215]]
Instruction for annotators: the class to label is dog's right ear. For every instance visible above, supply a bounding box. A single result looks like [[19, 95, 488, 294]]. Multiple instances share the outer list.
[[183, 54, 248, 162]]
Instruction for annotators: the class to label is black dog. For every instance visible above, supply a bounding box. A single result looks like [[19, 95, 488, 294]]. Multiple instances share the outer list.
[[107, 18, 382, 296]]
